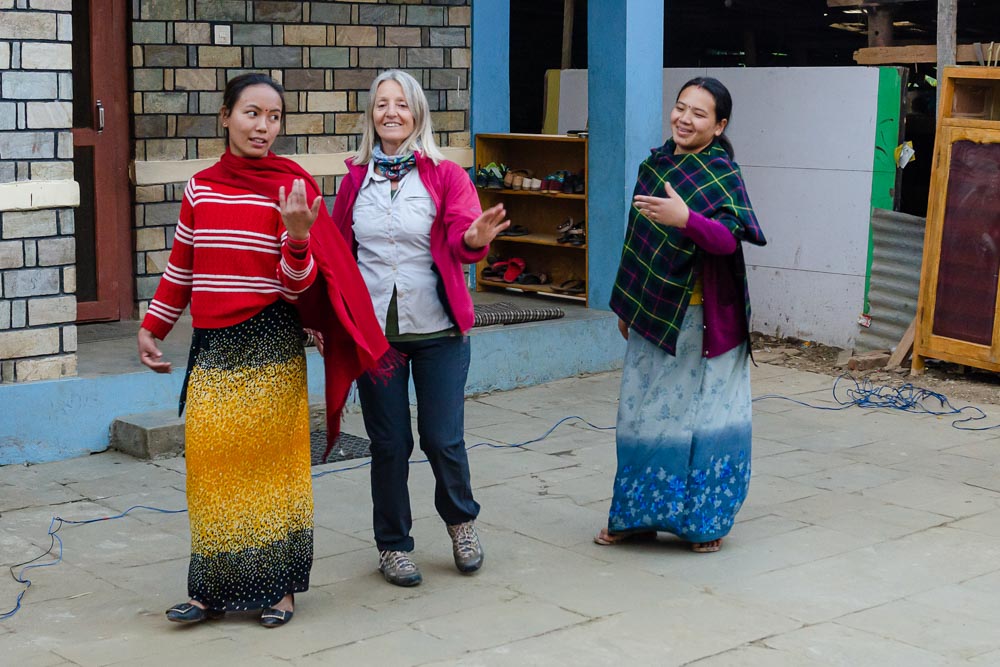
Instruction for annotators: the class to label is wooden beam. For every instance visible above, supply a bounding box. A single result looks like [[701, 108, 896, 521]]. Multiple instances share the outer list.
[[938, 0, 958, 108], [854, 43, 984, 64], [828, 0, 923, 6], [868, 6, 894, 47], [561, 0, 575, 69], [886, 318, 916, 370]]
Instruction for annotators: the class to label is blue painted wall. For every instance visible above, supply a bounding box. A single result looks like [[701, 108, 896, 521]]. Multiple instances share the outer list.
[[470, 1, 510, 138], [586, 1, 664, 310], [0, 314, 623, 465]]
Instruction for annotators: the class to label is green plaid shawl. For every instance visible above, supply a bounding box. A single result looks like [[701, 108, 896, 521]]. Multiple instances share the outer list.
[[610, 139, 766, 354]]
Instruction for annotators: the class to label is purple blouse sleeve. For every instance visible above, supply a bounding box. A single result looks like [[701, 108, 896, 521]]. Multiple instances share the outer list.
[[682, 211, 738, 255]]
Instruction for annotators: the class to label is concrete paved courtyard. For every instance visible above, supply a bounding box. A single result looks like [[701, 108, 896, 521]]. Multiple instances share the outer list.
[[2, 362, 1000, 665]]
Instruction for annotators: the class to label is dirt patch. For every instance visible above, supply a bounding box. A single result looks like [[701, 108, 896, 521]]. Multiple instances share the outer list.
[[751, 333, 1000, 409]]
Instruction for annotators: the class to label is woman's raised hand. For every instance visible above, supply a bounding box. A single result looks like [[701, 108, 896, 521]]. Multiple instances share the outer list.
[[633, 182, 689, 228], [463, 203, 510, 249], [138, 327, 171, 373], [279, 178, 322, 241]]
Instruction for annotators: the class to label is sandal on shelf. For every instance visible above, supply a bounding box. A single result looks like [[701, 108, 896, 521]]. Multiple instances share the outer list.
[[502, 257, 526, 283], [481, 260, 508, 280], [505, 168, 533, 190], [498, 224, 530, 237], [552, 279, 585, 295], [556, 217, 575, 233], [593, 528, 657, 545], [527, 177, 542, 191], [516, 272, 550, 285]]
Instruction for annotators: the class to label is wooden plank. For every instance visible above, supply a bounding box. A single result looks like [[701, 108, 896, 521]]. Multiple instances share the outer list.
[[886, 318, 915, 369], [828, 0, 923, 6], [854, 43, 983, 64], [561, 0, 574, 70]]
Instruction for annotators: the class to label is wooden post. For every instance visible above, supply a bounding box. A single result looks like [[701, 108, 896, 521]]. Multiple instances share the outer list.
[[868, 6, 894, 47], [937, 0, 957, 109], [561, 0, 575, 69]]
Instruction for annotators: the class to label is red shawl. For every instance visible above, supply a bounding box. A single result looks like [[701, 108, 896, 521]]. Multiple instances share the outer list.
[[199, 149, 390, 456]]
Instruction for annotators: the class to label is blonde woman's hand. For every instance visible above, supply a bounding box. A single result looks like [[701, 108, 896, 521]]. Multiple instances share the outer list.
[[279, 178, 322, 241], [463, 203, 510, 249], [138, 327, 172, 373], [634, 182, 689, 228]]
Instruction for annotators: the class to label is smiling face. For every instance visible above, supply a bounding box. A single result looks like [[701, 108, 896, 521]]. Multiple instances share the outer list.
[[372, 79, 415, 156], [669, 85, 728, 155], [220, 83, 283, 159]]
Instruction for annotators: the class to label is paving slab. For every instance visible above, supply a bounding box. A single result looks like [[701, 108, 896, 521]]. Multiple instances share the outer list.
[[3, 364, 1000, 664]]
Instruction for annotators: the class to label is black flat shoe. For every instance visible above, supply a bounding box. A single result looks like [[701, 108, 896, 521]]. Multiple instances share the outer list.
[[259, 607, 293, 628], [165, 602, 223, 624]]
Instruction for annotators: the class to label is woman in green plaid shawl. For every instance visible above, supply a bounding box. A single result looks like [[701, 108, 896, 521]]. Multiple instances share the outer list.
[[596, 78, 766, 553]]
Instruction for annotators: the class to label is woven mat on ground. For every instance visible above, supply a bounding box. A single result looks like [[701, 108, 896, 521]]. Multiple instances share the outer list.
[[473, 301, 565, 327]]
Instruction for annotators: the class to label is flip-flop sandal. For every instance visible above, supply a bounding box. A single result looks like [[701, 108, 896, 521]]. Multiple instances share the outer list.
[[594, 528, 657, 545], [691, 539, 722, 553], [481, 260, 508, 280], [499, 224, 530, 237], [516, 272, 549, 285], [503, 257, 526, 283], [552, 279, 585, 295]]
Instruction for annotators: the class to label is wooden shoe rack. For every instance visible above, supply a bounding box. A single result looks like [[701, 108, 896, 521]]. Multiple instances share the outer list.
[[474, 133, 588, 304]]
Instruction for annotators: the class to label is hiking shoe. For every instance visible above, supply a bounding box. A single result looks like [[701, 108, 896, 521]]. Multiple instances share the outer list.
[[378, 550, 422, 587], [447, 521, 484, 573]]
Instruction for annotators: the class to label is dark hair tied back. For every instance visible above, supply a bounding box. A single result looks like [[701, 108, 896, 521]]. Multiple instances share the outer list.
[[678, 76, 735, 159], [221, 73, 286, 138]]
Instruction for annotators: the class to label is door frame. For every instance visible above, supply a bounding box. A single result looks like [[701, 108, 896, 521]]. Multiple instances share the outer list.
[[73, 0, 133, 322]]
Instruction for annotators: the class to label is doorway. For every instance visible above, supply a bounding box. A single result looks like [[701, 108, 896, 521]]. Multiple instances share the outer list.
[[72, 0, 133, 322]]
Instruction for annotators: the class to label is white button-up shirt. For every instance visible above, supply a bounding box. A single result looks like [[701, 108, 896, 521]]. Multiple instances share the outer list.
[[352, 162, 453, 334]]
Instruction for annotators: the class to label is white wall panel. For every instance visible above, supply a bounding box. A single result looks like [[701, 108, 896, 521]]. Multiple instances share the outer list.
[[558, 66, 883, 348]]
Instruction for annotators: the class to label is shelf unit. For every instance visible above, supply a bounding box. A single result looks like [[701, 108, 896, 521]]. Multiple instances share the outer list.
[[913, 66, 1000, 374], [474, 133, 588, 304]]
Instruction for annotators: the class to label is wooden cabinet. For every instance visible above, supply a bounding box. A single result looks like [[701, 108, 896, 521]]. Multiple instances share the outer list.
[[913, 67, 1000, 373], [474, 133, 588, 304]]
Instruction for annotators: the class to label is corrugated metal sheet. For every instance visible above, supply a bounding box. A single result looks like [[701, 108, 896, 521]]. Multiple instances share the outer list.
[[855, 209, 926, 353]]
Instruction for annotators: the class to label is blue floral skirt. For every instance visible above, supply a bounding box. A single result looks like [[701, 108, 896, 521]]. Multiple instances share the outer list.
[[608, 307, 752, 542]]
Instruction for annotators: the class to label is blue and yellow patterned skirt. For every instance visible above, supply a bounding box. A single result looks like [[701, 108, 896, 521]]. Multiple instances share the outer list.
[[608, 306, 752, 543], [182, 300, 313, 611]]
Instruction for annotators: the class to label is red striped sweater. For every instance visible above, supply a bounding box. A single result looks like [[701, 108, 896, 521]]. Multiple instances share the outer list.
[[141, 177, 318, 340]]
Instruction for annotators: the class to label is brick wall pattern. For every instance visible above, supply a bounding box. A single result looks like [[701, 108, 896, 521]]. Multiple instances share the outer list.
[[0, 0, 79, 382], [132, 0, 472, 316]]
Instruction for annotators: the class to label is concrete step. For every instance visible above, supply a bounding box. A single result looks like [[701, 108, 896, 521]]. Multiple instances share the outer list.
[[110, 400, 330, 460]]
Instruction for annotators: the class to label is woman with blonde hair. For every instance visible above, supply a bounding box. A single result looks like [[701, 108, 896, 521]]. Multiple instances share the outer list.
[[327, 70, 508, 586]]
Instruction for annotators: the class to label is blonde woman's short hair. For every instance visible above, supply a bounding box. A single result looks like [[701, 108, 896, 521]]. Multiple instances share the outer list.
[[355, 69, 444, 165]]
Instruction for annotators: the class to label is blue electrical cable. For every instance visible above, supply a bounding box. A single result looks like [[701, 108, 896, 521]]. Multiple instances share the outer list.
[[753, 373, 1000, 431], [1, 415, 614, 619], [5, 378, 996, 620]]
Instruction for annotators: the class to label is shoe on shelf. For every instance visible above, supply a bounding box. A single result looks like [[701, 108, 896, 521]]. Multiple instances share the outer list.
[[447, 521, 484, 574], [165, 601, 224, 624], [379, 549, 423, 587]]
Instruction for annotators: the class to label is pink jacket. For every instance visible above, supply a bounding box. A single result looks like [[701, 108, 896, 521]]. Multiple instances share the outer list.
[[330, 152, 488, 333]]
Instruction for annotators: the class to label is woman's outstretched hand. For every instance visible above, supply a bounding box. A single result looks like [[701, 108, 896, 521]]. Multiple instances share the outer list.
[[279, 178, 322, 241], [634, 182, 689, 228], [463, 203, 510, 249], [138, 327, 171, 373]]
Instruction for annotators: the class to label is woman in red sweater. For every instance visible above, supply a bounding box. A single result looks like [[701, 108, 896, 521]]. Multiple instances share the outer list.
[[329, 70, 508, 587], [137, 73, 385, 628]]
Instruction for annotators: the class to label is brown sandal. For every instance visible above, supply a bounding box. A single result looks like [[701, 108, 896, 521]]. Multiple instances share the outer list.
[[691, 539, 722, 553], [593, 528, 656, 545]]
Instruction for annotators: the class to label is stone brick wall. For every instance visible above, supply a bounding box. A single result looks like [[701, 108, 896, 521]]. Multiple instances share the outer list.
[[133, 0, 472, 315], [0, 0, 79, 383]]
